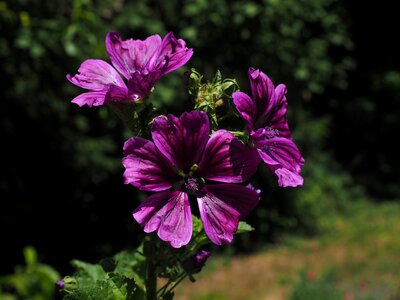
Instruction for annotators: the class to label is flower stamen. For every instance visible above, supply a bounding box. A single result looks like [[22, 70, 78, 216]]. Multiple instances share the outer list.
[[184, 177, 200, 194]]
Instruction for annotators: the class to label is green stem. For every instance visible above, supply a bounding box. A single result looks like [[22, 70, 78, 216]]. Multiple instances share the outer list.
[[157, 278, 173, 297], [229, 130, 246, 136], [166, 273, 188, 295], [108, 102, 140, 134], [158, 272, 187, 298], [144, 237, 157, 300]]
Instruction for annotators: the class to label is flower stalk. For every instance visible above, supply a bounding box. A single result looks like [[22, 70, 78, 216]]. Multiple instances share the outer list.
[[107, 102, 138, 134], [144, 237, 158, 300]]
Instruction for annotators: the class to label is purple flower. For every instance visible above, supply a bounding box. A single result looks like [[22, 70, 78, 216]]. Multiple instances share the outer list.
[[55, 279, 65, 289], [123, 111, 260, 248], [192, 250, 212, 268], [232, 68, 305, 187], [67, 32, 193, 107], [183, 250, 212, 274]]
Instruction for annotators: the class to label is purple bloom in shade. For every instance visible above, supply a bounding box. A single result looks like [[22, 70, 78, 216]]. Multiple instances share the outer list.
[[55, 279, 65, 289], [123, 111, 260, 248], [232, 68, 305, 187], [67, 32, 193, 107], [193, 250, 212, 269], [183, 250, 212, 274]]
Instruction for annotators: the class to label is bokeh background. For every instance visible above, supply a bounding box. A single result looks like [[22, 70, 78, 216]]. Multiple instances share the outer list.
[[1, 0, 399, 299]]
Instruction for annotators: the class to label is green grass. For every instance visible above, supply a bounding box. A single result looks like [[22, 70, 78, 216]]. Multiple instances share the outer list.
[[176, 200, 400, 300]]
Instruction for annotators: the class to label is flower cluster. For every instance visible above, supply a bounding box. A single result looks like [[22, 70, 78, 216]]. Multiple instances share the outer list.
[[67, 32, 304, 249]]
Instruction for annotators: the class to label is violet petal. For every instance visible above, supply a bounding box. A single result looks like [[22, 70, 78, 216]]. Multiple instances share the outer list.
[[268, 84, 291, 138], [105, 32, 162, 80], [107, 85, 130, 102], [232, 91, 256, 131], [70, 91, 108, 107], [66, 59, 126, 91], [127, 70, 162, 100], [133, 191, 192, 248], [248, 67, 275, 117], [275, 168, 304, 187], [156, 32, 194, 74], [122, 137, 178, 192], [197, 184, 260, 245], [199, 130, 260, 183], [256, 83, 290, 137], [254, 136, 304, 186], [151, 111, 210, 172]]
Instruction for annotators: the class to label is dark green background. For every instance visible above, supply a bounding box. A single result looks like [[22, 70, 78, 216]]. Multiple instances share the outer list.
[[1, 0, 398, 275]]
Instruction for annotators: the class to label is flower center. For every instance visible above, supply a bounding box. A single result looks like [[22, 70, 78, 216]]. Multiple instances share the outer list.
[[264, 126, 279, 138], [184, 177, 200, 194]]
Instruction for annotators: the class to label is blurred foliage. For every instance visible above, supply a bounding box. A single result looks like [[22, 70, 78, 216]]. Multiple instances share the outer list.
[[0, 247, 60, 300], [177, 0, 354, 93], [0, 0, 397, 275], [290, 269, 343, 300], [328, 68, 400, 199], [324, 1, 400, 199]]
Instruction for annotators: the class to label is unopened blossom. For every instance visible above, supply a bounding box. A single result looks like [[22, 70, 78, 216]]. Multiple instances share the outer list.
[[67, 32, 193, 107], [123, 111, 260, 248], [232, 68, 304, 187], [183, 250, 212, 274], [55, 279, 65, 289]]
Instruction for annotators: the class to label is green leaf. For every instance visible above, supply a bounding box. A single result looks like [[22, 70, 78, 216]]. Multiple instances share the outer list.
[[236, 221, 255, 234], [64, 266, 141, 300], [192, 215, 203, 234], [104, 273, 137, 300], [23, 246, 37, 267], [221, 80, 235, 91], [71, 260, 106, 283], [113, 249, 146, 293], [64, 246, 148, 299], [213, 70, 222, 83], [189, 215, 210, 247]]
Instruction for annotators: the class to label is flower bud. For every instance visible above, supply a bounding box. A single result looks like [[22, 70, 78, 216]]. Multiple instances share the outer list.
[[57, 276, 78, 291], [215, 99, 224, 107], [183, 250, 211, 274], [55, 279, 65, 289]]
